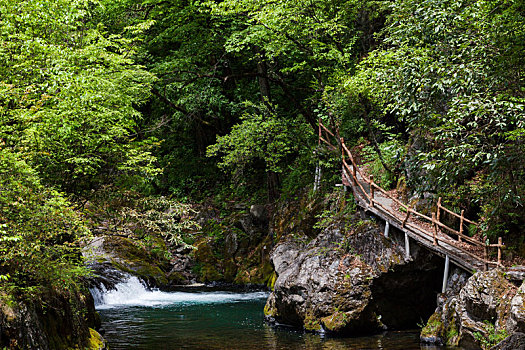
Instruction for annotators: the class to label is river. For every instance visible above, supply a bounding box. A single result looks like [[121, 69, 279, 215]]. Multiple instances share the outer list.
[[92, 276, 449, 349]]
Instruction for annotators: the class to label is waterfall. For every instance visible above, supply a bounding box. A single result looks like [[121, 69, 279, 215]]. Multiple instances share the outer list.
[[90, 275, 268, 309]]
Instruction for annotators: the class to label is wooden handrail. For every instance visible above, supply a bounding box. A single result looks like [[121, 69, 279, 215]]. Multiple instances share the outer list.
[[317, 120, 504, 269], [320, 136, 337, 150], [437, 201, 479, 227], [343, 160, 370, 202], [320, 122, 335, 138]]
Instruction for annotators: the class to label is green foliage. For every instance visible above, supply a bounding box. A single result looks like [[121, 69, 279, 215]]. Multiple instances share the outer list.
[[346, 0, 525, 239], [362, 139, 405, 189], [0, 149, 89, 297], [0, 0, 158, 197], [118, 196, 199, 246], [207, 103, 312, 174], [87, 190, 199, 248], [474, 320, 509, 350]]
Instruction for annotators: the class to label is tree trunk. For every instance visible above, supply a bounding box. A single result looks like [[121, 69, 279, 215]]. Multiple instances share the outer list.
[[256, 49, 280, 202]]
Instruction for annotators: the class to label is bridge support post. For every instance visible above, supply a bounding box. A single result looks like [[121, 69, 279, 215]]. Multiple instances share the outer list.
[[404, 232, 410, 261], [384, 221, 390, 239], [442, 255, 450, 294], [314, 163, 321, 192]]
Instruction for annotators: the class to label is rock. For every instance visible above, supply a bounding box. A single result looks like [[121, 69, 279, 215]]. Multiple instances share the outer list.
[[265, 218, 444, 335], [508, 281, 525, 333], [421, 267, 469, 346], [250, 204, 268, 224], [491, 332, 525, 350], [421, 269, 521, 349], [83, 236, 174, 289], [271, 240, 304, 275], [0, 287, 103, 349]]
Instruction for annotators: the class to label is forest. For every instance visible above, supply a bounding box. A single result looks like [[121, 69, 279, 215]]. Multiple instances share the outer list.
[[0, 0, 524, 348]]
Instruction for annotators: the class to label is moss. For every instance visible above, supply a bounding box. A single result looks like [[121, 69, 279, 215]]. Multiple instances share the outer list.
[[421, 312, 444, 338], [264, 303, 278, 318], [200, 264, 223, 282], [105, 236, 171, 286], [321, 311, 349, 332], [304, 313, 322, 332], [168, 271, 184, 285], [86, 328, 105, 349], [445, 317, 459, 345], [267, 272, 277, 290], [223, 258, 238, 282]]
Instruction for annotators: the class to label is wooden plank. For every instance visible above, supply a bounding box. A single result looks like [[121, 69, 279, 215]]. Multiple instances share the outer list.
[[343, 160, 369, 201], [498, 237, 503, 266], [370, 175, 375, 207], [372, 183, 410, 211], [435, 220, 483, 247], [320, 122, 335, 138], [459, 209, 465, 243], [320, 136, 337, 150], [436, 197, 442, 223], [366, 202, 484, 272]]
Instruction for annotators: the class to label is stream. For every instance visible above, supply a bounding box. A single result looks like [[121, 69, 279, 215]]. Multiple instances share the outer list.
[[92, 276, 449, 349]]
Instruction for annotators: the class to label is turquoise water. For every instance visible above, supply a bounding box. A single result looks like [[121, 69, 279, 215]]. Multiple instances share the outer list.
[[94, 277, 447, 349]]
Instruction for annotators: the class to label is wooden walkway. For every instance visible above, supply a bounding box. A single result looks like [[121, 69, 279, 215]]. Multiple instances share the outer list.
[[318, 121, 525, 282]]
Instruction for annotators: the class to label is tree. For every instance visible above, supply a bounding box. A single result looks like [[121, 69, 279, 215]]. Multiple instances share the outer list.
[[0, 0, 158, 198], [345, 0, 525, 238]]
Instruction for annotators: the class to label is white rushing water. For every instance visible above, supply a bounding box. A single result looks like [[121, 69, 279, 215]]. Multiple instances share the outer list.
[[91, 276, 268, 310]]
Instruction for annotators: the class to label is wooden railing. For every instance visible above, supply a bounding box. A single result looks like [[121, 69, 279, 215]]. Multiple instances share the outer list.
[[318, 120, 504, 269]]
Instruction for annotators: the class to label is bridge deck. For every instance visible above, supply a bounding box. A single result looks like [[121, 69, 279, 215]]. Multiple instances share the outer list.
[[342, 158, 525, 281], [317, 120, 524, 280], [345, 164, 485, 273]]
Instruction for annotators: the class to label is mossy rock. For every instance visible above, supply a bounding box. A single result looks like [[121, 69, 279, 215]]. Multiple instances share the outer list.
[[223, 258, 238, 282], [112, 260, 168, 286], [103, 235, 171, 286], [86, 328, 106, 349], [304, 313, 323, 332], [421, 312, 444, 339], [321, 311, 350, 332], [264, 302, 278, 318], [200, 264, 223, 282]]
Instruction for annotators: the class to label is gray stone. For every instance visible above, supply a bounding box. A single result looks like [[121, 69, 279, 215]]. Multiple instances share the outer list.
[[491, 332, 525, 350], [264, 220, 443, 334], [507, 281, 525, 333], [250, 204, 268, 224]]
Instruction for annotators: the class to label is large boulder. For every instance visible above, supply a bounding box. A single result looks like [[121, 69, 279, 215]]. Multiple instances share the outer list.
[[508, 281, 525, 334], [421, 269, 522, 349], [264, 218, 444, 334], [0, 287, 105, 349], [492, 332, 525, 350]]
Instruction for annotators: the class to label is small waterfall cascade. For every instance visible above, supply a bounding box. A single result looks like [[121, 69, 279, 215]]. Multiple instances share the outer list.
[[90, 274, 268, 310]]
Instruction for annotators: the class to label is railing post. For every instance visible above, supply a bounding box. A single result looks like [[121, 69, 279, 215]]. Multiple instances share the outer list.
[[369, 175, 374, 207], [498, 237, 503, 267], [402, 206, 411, 228], [318, 117, 322, 146], [436, 197, 442, 223], [458, 209, 464, 243], [432, 212, 438, 246], [484, 242, 489, 271]]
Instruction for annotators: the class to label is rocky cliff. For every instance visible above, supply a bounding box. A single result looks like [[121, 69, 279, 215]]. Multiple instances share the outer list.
[[264, 211, 444, 334], [0, 286, 105, 350], [422, 269, 525, 349]]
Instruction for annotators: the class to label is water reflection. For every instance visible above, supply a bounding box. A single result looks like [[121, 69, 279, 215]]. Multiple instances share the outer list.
[[94, 279, 452, 349]]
